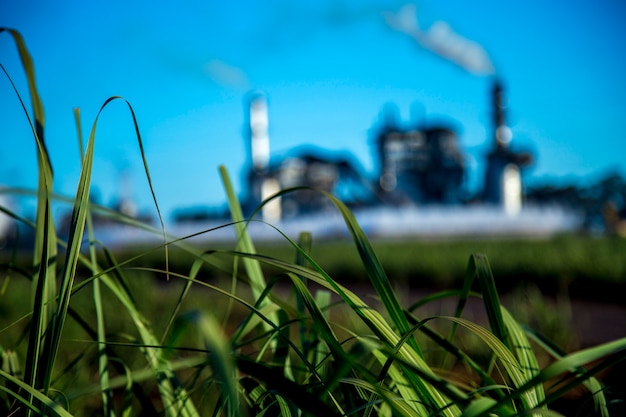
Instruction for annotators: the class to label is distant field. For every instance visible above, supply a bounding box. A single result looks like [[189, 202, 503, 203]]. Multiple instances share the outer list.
[[84, 233, 626, 303], [268, 234, 626, 298]]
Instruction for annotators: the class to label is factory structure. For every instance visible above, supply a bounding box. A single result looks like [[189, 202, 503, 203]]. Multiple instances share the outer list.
[[239, 79, 534, 224], [0, 79, 605, 248]]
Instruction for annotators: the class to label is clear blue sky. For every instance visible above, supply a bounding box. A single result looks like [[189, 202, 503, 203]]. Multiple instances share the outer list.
[[1, 0, 625, 221]]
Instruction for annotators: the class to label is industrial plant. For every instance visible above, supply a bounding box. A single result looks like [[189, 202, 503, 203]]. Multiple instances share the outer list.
[[235, 80, 533, 222], [3, 79, 582, 249]]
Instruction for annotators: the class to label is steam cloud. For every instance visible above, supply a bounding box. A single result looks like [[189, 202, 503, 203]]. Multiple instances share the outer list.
[[203, 59, 250, 89], [384, 4, 495, 75]]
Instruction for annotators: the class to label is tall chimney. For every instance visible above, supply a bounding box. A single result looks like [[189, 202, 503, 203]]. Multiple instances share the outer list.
[[248, 92, 270, 172], [492, 79, 512, 148], [245, 91, 281, 222], [484, 79, 524, 214]]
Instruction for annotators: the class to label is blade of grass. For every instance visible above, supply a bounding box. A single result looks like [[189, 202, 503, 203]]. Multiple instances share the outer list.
[[219, 166, 279, 338], [21, 201, 52, 409], [440, 315, 546, 411], [474, 336, 626, 416], [322, 191, 420, 354], [1, 27, 57, 321], [39, 97, 104, 395], [293, 232, 327, 377], [312, 289, 332, 380], [538, 337, 626, 392], [471, 254, 510, 349], [74, 107, 114, 417], [446, 254, 510, 379], [404, 310, 507, 401], [219, 166, 268, 304], [43, 97, 197, 417], [0, 29, 45, 127], [1, 29, 58, 415], [500, 307, 545, 410]]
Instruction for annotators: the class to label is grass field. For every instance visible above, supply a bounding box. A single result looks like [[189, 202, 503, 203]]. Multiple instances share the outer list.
[[2, 230, 625, 416], [104, 233, 626, 300], [2, 27, 626, 416]]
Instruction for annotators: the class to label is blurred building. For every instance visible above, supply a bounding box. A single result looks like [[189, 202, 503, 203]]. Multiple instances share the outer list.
[[242, 92, 372, 221], [373, 111, 465, 206], [241, 80, 534, 222]]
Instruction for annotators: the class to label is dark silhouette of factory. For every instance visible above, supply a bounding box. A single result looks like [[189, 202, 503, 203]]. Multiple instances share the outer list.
[[238, 79, 533, 222], [374, 110, 465, 206]]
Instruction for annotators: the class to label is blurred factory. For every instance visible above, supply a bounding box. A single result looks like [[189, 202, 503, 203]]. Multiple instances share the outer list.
[[1, 77, 620, 249], [77, 79, 585, 244], [236, 79, 533, 224]]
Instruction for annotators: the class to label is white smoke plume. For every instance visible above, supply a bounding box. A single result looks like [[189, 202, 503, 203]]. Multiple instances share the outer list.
[[203, 59, 250, 90], [384, 4, 495, 75]]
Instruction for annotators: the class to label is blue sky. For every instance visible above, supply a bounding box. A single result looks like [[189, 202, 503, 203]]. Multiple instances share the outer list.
[[1, 0, 625, 221]]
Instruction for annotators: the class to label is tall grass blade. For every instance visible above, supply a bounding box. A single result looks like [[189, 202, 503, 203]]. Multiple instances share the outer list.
[[454, 255, 546, 411], [500, 307, 545, 410], [1, 27, 57, 320], [293, 232, 324, 371], [294, 231, 312, 319], [288, 273, 353, 402], [130, 105, 170, 281], [0, 29, 45, 127], [39, 97, 105, 396], [218, 166, 267, 302], [477, 336, 626, 415], [1, 29, 58, 415], [448, 255, 508, 344], [21, 201, 51, 409], [73, 107, 114, 417], [312, 289, 332, 383], [470, 254, 509, 348], [85, 99, 198, 417], [324, 192, 418, 350], [219, 166, 279, 339], [36, 97, 197, 416], [441, 315, 549, 412]]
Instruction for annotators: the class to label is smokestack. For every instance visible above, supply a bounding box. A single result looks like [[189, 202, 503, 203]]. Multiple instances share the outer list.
[[492, 79, 512, 148], [484, 79, 525, 215], [248, 91, 270, 172], [245, 91, 282, 222]]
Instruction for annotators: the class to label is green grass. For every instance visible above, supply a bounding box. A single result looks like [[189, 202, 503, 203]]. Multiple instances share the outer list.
[[254, 235, 626, 291], [2, 28, 626, 416], [82, 235, 625, 305]]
